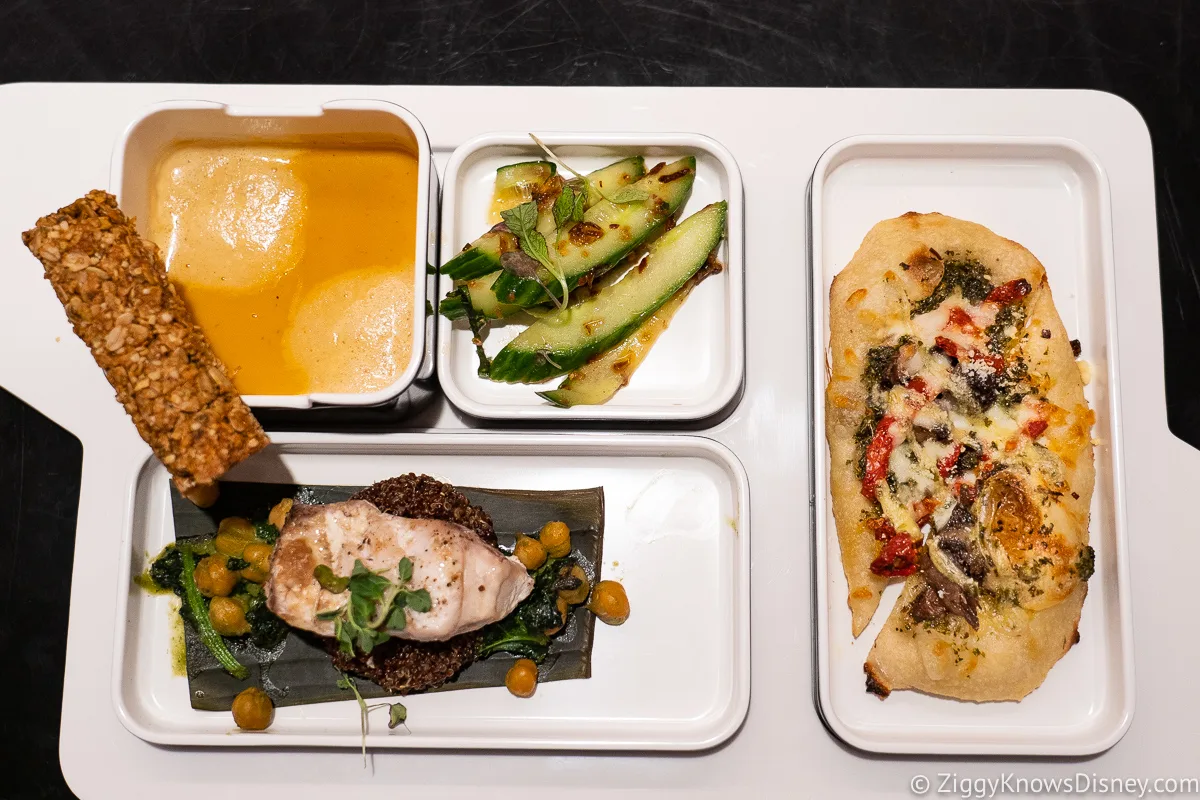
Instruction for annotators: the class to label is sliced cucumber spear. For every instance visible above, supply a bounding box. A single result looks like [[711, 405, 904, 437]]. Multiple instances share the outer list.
[[489, 201, 726, 384], [537, 278, 697, 407], [441, 161, 555, 282], [441, 157, 645, 283], [488, 157, 696, 310]]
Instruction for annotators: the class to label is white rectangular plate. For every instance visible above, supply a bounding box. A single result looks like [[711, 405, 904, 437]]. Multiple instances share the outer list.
[[113, 433, 750, 750], [437, 132, 745, 421], [809, 135, 1134, 755]]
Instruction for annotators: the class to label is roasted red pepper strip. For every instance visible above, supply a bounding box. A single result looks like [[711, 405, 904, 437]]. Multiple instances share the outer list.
[[1024, 418, 1049, 439], [865, 517, 897, 541], [912, 496, 939, 527], [861, 414, 896, 498], [935, 335, 1003, 371], [986, 278, 1032, 305], [870, 533, 919, 577], [937, 444, 962, 478], [934, 336, 960, 359], [947, 306, 979, 333], [975, 352, 1005, 371], [905, 376, 928, 396]]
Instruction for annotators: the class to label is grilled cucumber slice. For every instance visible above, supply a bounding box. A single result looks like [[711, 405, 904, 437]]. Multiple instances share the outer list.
[[441, 156, 647, 307], [496, 161, 556, 196], [442, 157, 645, 282], [537, 279, 696, 406], [489, 201, 725, 384], [439, 271, 522, 320], [488, 157, 696, 310], [441, 161, 557, 282]]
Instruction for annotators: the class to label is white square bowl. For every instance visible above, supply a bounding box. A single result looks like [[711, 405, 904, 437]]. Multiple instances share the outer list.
[[111, 99, 438, 412], [436, 132, 744, 422]]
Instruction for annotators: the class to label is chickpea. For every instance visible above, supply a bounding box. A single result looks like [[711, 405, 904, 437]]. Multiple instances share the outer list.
[[193, 554, 238, 597], [538, 521, 571, 558], [269, 498, 294, 531], [544, 595, 570, 636], [231, 687, 274, 731], [209, 596, 250, 636], [588, 580, 630, 626], [513, 534, 547, 571], [558, 564, 591, 606], [241, 541, 273, 581], [215, 516, 256, 558], [505, 659, 539, 698]]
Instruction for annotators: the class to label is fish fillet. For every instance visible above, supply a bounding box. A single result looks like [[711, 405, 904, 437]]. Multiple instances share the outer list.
[[266, 500, 533, 642]]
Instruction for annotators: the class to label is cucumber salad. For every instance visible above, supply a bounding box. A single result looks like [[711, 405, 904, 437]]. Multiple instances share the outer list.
[[440, 137, 727, 407]]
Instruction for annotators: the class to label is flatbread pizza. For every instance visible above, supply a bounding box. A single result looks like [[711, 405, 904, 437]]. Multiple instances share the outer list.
[[825, 212, 1096, 702]]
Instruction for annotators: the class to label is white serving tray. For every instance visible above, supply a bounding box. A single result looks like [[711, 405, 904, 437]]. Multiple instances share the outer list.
[[437, 132, 745, 421], [809, 135, 1134, 755], [112, 433, 751, 750], [0, 84, 1176, 800]]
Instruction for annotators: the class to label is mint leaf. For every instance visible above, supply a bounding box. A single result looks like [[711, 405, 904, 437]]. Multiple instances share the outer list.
[[552, 186, 574, 232], [397, 557, 413, 584], [500, 198, 568, 307], [404, 588, 433, 613], [500, 201, 539, 242], [607, 185, 649, 204], [571, 186, 587, 222], [520, 229, 553, 271]]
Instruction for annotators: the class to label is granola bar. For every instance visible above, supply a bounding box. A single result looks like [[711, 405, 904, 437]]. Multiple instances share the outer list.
[[21, 190, 268, 498]]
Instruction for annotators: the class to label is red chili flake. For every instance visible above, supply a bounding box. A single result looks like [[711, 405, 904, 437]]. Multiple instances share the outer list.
[[912, 497, 939, 527], [870, 534, 919, 577], [1024, 418, 1049, 439], [937, 444, 962, 478], [861, 415, 896, 499], [986, 278, 1032, 305], [947, 306, 979, 333]]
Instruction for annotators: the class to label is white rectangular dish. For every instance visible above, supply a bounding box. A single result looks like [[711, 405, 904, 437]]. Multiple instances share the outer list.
[[436, 132, 745, 421], [112, 433, 750, 750], [809, 135, 1134, 755], [111, 99, 439, 411]]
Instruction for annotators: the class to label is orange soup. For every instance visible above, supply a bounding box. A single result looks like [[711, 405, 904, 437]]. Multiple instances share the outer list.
[[147, 140, 419, 396]]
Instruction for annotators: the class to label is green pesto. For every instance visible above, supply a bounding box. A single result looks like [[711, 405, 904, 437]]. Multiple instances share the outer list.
[[910, 259, 993, 317]]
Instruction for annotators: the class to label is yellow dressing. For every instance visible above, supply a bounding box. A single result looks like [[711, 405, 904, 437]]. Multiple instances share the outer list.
[[148, 141, 418, 396]]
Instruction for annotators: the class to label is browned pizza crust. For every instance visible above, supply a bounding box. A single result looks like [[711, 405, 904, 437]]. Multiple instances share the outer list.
[[827, 212, 1095, 701]]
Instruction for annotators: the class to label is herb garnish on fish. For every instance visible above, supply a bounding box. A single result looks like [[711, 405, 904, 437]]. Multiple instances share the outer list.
[[316, 558, 433, 657]]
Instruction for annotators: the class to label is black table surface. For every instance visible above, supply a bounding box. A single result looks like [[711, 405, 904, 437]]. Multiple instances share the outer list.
[[2, 2, 1197, 797]]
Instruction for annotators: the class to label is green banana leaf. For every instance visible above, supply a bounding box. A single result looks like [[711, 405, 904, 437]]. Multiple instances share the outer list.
[[165, 481, 604, 711]]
